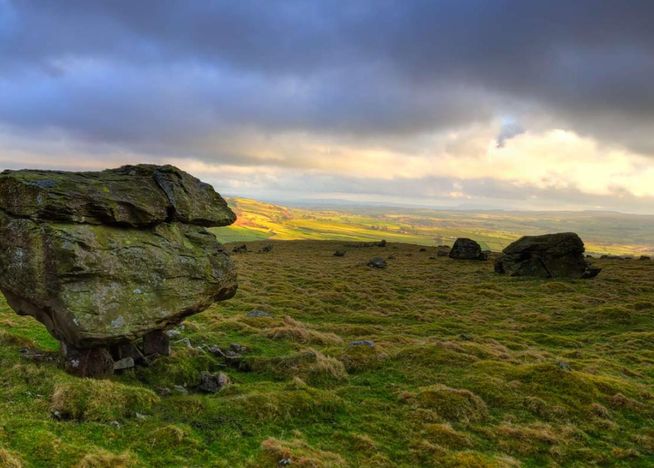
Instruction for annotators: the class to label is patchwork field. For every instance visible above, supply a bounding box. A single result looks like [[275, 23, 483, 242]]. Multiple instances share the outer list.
[[1, 240, 653, 466], [212, 198, 654, 257]]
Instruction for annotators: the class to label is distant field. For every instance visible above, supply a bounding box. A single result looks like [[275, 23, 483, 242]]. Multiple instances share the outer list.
[[211, 197, 654, 256]]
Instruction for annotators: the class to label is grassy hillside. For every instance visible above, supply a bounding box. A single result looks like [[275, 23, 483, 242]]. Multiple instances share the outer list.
[[211, 198, 654, 256], [1, 241, 653, 466]]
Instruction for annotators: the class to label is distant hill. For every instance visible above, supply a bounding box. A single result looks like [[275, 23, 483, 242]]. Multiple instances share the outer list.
[[210, 197, 654, 256]]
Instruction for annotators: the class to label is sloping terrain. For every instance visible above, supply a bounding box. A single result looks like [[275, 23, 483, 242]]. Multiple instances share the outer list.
[[212, 198, 654, 256], [1, 240, 653, 466]]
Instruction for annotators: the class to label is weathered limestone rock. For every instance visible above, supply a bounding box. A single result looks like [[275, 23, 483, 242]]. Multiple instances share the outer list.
[[449, 238, 487, 260], [0, 165, 237, 376], [494, 232, 601, 279]]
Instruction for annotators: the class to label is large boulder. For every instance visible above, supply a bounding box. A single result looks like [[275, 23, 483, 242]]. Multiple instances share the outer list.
[[449, 238, 487, 260], [494, 232, 601, 279], [0, 165, 237, 376]]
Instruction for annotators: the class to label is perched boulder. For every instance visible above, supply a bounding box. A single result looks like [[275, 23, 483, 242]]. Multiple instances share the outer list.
[[0, 165, 238, 376], [449, 238, 487, 260], [494, 232, 601, 279]]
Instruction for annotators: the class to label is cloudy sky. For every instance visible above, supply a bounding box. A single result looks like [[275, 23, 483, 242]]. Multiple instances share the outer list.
[[1, 1, 654, 212]]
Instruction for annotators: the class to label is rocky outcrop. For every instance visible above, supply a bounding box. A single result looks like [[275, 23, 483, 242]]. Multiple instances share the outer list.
[[494, 232, 601, 279], [449, 238, 487, 260], [0, 165, 237, 376]]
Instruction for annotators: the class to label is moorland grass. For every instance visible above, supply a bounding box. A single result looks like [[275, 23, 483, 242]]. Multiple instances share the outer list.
[[0, 240, 653, 466]]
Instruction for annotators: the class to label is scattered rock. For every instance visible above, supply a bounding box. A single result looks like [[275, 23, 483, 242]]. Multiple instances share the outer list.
[[378, 239, 387, 247], [230, 343, 248, 354], [173, 385, 188, 395], [333, 250, 346, 257], [198, 371, 231, 393], [207, 346, 226, 358], [349, 340, 375, 347], [557, 361, 571, 371], [258, 244, 273, 253], [247, 309, 272, 318], [143, 330, 171, 356], [19, 347, 56, 363], [62, 344, 114, 378], [494, 232, 601, 279], [0, 164, 237, 377], [113, 357, 135, 371], [640, 255, 651, 261], [449, 238, 487, 260], [232, 244, 248, 253], [175, 337, 193, 349], [367, 257, 387, 269], [459, 333, 473, 341], [164, 328, 182, 339], [419, 247, 427, 252]]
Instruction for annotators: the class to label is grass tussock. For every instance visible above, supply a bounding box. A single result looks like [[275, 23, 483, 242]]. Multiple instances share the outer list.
[[405, 384, 488, 423], [248, 349, 348, 385], [265, 316, 343, 345], [256, 437, 347, 467], [75, 449, 135, 468], [0, 448, 23, 468], [51, 379, 159, 422]]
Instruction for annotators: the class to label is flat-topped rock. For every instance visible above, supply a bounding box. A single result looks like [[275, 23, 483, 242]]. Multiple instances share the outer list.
[[0, 164, 238, 376], [0, 164, 235, 227], [494, 232, 600, 279]]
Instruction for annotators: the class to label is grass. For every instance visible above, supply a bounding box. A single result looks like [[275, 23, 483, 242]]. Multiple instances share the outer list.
[[210, 197, 654, 256], [0, 240, 653, 466]]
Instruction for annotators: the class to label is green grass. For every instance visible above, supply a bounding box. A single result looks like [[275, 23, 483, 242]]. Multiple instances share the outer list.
[[1, 240, 654, 466], [220, 197, 654, 256]]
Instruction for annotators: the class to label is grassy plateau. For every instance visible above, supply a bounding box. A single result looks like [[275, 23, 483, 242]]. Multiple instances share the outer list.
[[1, 239, 653, 466], [213, 198, 654, 257]]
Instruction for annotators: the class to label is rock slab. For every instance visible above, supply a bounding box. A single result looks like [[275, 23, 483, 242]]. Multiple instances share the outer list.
[[0, 164, 238, 376], [494, 232, 601, 278]]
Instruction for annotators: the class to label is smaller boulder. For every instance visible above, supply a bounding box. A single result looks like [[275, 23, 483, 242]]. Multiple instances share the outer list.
[[258, 244, 273, 253], [198, 371, 231, 393], [640, 255, 651, 261], [367, 257, 387, 269], [378, 240, 387, 247], [232, 244, 248, 254], [449, 238, 487, 260], [333, 250, 346, 257], [436, 245, 451, 257]]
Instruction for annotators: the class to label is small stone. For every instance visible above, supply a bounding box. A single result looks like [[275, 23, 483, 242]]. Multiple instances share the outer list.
[[135, 412, 147, 420], [367, 257, 387, 269], [349, 340, 375, 347], [258, 244, 273, 253], [109, 420, 121, 428], [247, 309, 272, 318], [377, 240, 387, 247], [229, 343, 247, 354], [279, 458, 292, 466], [198, 371, 231, 393], [208, 345, 226, 357], [51, 410, 63, 420], [157, 387, 173, 396], [164, 328, 182, 339], [640, 255, 651, 261], [333, 250, 346, 257], [113, 357, 135, 371], [459, 333, 473, 341], [173, 385, 188, 395], [419, 247, 427, 252], [232, 244, 248, 253], [143, 330, 170, 356]]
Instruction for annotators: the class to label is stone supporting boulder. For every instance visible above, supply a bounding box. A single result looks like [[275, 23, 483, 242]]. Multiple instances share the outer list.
[[494, 232, 601, 279], [0, 164, 238, 376], [449, 238, 488, 260]]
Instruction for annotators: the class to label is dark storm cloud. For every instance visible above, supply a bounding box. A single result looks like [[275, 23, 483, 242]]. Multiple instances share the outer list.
[[1, 0, 654, 156]]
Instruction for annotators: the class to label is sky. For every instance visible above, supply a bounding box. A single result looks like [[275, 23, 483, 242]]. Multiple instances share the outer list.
[[1, 1, 654, 213]]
